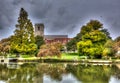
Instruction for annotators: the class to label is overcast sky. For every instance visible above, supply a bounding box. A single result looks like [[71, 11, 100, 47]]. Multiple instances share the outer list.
[[0, 0, 120, 40]]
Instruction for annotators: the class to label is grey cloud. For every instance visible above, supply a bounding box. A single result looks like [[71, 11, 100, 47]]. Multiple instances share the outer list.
[[0, 0, 120, 39], [58, 7, 67, 16], [31, 5, 52, 19], [0, 0, 17, 38], [12, 0, 21, 5]]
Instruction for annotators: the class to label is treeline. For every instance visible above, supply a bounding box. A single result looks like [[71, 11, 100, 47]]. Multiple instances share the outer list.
[[66, 20, 120, 59], [0, 8, 120, 59]]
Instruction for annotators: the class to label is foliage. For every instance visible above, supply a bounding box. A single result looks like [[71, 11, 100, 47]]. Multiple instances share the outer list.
[[112, 41, 120, 53], [102, 48, 113, 58], [10, 8, 37, 54], [114, 36, 120, 42], [66, 20, 111, 52], [112, 37, 120, 58], [101, 29, 112, 39], [86, 20, 103, 30], [37, 42, 62, 57], [0, 43, 3, 53], [66, 32, 82, 51], [66, 38, 77, 51], [77, 20, 108, 58], [0, 37, 10, 56], [102, 40, 114, 58], [35, 35, 45, 49]]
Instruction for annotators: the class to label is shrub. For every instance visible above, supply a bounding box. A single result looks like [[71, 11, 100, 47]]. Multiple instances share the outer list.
[[37, 42, 62, 58]]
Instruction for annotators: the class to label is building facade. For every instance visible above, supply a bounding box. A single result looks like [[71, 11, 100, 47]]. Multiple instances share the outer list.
[[34, 23, 44, 37], [34, 23, 71, 45], [44, 35, 71, 45]]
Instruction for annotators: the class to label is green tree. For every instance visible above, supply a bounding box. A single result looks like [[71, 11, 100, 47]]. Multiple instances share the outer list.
[[102, 40, 114, 58], [86, 20, 103, 30], [77, 20, 108, 58], [66, 39, 77, 51], [66, 32, 82, 51], [10, 8, 37, 55], [101, 29, 112, 39], [35, 35, 45, 49]]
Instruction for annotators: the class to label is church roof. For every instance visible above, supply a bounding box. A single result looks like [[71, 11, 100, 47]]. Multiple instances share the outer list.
[[44, 35, 68, 40]]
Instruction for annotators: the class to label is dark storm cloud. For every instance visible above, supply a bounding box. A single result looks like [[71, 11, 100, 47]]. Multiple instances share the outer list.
[[58, 7, 67, 17], [12, 0, 21, 5], [0, 0, 17, 39], [0, 0, 120, 39], [29, 0, 53, 19], [0, 1, 14, 29]]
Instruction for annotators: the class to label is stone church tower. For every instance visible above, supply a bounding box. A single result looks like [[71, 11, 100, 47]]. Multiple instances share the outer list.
[[34, 23, 44, 37]]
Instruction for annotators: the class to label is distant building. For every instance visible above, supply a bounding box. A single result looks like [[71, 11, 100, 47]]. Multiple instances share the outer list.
[[34, 23, 71, 45], [35, 23, 44, 37], [44, 35, 71, 45]]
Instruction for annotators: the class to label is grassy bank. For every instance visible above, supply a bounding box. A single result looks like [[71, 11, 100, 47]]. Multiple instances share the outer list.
[[7, 53, 79, 60], [6, 53, 120, 63], [7, 53, 120, 61]]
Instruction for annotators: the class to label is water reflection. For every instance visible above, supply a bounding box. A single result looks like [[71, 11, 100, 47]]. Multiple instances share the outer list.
[[0, 63, 120, 83]]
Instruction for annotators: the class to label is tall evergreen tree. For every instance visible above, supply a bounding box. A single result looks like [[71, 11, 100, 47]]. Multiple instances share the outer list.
[[10, 8, 37, 54]]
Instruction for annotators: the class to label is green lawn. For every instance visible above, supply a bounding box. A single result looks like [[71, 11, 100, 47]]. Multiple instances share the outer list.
[[7, 53, 87, 60], [37, 53, 82, 60], [6, 53, 120, 61], [7, 54, 36, 59], [61, 53, 79, 59]]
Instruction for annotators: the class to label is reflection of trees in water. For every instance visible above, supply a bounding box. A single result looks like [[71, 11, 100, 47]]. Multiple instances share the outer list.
[[0, 64, 9, 81], [0, 63, 68, 83], [66, 64, 114, 83], [0, 63, 120, 83], [36, 63, 68, 81], [8, 63, 36, 83], [36, 63, 120, 83], [112, 64, 120, 79], [0, 63, 36, 83]]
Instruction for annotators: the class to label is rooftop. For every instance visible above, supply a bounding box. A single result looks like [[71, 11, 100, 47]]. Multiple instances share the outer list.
[[44, 35, 68, 39]]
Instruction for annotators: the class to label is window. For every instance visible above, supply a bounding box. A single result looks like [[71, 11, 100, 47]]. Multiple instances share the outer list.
[[38, 27, 40, 30]]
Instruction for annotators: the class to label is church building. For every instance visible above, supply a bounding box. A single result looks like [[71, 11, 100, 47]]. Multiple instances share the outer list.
[[34, 23, 71, 45]]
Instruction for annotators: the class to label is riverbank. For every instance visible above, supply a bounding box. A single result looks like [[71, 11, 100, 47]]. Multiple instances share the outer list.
[[15, 57, 120, 64], [1, 57, 120, 64], [1, 53, 120, 64]]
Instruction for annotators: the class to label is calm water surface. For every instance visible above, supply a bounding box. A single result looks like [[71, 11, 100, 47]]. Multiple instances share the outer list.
[[0, 63, 120, 83]]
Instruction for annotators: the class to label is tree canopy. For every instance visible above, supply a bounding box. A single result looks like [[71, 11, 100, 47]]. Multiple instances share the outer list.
[[37, 42, 62, 57], [35, 35, 45, 49], [66, 31, 82, 51], [0, 37, 10, 55], [10, 8, 37, 54], [77, 20, 109, 58]]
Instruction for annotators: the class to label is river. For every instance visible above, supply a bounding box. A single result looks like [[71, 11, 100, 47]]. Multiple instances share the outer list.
[[0, 62, 120, 83]]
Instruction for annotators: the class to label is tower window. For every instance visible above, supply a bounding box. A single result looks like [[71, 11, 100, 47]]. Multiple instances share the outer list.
[[38, 27, 40, 30]]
